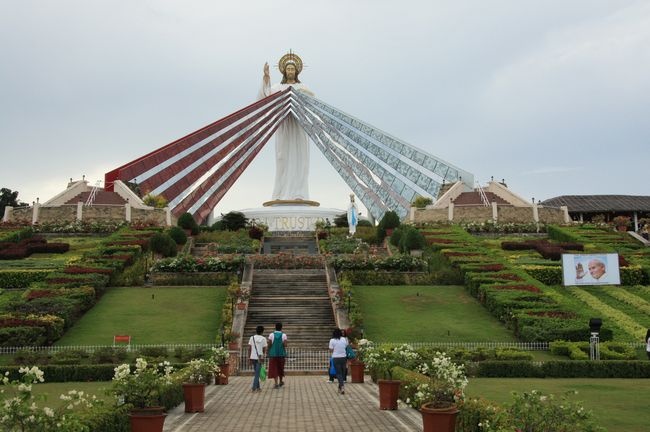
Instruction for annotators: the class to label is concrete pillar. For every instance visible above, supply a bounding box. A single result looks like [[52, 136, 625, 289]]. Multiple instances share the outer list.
[[31, 203, 40, 225], [634, 212, 639, 232], [492, 201, 498, 223], [409, 206, 415, 223], [76, 202, 83, 221], [125, 203, 131, 222], [532, 203, 539, 223], [165, 207, 172, 226], [561, 206, 570, 223], [448, 202, 454, 221], [2, 206, 12, 223]]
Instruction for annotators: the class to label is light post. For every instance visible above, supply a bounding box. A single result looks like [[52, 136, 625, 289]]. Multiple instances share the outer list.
[[220, 325, 225, 348], [347, 292, 352, 314], [589, 318, 602, 360]]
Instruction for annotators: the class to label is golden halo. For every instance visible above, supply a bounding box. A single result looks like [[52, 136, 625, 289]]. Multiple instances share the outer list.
[[278, 51, 303, 75]]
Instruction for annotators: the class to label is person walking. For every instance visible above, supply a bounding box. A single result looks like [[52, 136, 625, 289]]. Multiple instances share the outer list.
[[248, 325, 267, 392], [329, 328, 348, 395], [645, 329, 650, 360], [268, 322, 287, 389]]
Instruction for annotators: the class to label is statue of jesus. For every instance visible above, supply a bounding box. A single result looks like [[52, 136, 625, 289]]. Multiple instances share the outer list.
[[258, 52, 314, 201]]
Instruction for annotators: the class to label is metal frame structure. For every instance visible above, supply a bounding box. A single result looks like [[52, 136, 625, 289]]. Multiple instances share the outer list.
[[106, 87, 473, 224]]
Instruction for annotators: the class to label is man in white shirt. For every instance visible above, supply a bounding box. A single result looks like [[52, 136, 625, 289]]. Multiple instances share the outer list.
[[248, 325, 267, 392]]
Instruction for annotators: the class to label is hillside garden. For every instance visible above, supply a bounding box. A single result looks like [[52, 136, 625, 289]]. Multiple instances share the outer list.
[[1, 216, 649, 431]]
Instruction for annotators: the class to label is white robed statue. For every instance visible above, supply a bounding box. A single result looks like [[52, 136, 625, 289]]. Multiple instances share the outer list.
[[258, 52, 314, 201], [347, 194, 359, 236]]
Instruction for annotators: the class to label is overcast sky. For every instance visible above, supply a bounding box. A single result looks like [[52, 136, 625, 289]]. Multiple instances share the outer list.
[[1, 0, 648, 218]]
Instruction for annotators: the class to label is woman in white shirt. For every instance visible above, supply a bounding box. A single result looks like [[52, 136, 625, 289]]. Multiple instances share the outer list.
[[248, 325, 267, 392], [328, 328, 348, 395]]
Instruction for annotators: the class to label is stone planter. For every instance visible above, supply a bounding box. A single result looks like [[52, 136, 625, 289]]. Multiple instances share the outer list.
[[378, 379, 401, 410], [420, 403, 459, 432]]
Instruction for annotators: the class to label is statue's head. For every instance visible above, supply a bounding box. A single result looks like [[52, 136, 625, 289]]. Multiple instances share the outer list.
[[279, 51, 303, 84]]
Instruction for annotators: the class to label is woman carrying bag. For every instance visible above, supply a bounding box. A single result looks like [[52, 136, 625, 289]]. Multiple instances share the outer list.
[[248, 325, 267, 392], [328, 328, 348, 395]]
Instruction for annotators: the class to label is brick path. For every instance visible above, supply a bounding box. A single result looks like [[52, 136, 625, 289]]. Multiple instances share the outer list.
[[163, 376, 422, 432]]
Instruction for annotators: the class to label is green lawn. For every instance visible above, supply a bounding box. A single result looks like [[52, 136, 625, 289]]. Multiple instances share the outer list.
[[0, 382, 113, 409], [468, 378, 650, 432], [354, 285, 517, 342], [56, 286, 226, 345]]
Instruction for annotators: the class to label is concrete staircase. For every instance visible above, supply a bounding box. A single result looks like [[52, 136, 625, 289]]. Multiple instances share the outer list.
[[243, 269, 336, 349]]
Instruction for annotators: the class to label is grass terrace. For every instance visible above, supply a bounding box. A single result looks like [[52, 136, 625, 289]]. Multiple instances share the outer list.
[[56, 286, 226, 345]]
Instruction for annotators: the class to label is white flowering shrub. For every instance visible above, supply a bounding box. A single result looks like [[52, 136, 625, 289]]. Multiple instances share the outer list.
[[111, 358, 174, 409], [0, 367, 98, 432]]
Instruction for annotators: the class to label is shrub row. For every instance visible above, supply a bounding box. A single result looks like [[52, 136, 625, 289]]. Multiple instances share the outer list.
[[428, 225, 599, 342], [0, 270, 51, 288], [1, 227, 155, 346], [338, 270, 460, 286], [473, 360, 650, 378], [523, 264, 646, 286], [150, 272, 233, 286]]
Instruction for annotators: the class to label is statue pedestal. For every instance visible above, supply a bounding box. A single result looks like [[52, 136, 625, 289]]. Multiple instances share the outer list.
[[240, 203, 343, 232]]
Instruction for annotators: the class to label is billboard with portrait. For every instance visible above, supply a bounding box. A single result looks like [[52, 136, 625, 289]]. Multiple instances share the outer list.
[[561, 253, 621, 286]]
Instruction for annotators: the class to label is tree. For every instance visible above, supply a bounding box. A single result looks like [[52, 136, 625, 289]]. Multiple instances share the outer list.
[[177, 212, 200, 235], [220, 211, 248, 231], [333, 213, 348, 227], [412, 195, 433, 209], [143, 194, 168, 208], [1, 188, 26, 219]]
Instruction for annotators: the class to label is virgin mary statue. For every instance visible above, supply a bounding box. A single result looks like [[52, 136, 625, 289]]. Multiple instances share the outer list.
[[258, 52, 314, 201]]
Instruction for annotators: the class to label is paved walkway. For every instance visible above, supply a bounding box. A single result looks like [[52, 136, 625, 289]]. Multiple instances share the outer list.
[[163, 376, 422, 432]]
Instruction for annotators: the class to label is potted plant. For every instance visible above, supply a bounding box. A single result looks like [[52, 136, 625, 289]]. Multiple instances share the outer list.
[[416, 352, 468, 432], [111, 358, 175, 432], [612, 215, 631, 232], [376, 363, 401, 410], [211, 346, 230, 385], [349, 338, 371, 383], [177, 358, 215, 413]]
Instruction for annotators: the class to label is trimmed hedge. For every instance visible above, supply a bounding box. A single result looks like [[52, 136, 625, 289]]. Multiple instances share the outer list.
[[149, 272, 233, 286], [473, 360, 650, 378], [0, 270, 51, 288], [338, 270, 461, 285]]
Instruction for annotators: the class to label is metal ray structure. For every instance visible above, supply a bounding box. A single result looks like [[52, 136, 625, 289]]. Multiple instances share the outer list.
[[106, 87, 473, 224]]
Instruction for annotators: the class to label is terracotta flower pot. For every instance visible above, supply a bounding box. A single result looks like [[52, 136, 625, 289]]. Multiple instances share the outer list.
[[349, 360, 365, 383], [129, 407, 166, 432], [378, 379, 401, 410], [182, 383, 206, 413], [215, 361, 230, 385], [420, 403, 459, 432]]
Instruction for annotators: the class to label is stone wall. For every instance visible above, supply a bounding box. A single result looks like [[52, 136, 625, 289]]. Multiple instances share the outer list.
[[82, 206, 126, 222], [537, 207, 566, 224], [412, 208, 448, 224], [412, 205, 566, 224], [34, 207, 78, 224], [9, 207, 33, 224], [498, 207, 534, 223], [454, 207, 493, 223], [132, 208, 169, 225], [5, 205, 170, 226]]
